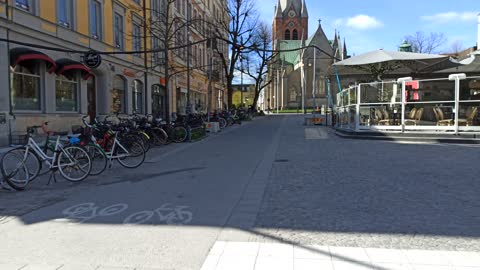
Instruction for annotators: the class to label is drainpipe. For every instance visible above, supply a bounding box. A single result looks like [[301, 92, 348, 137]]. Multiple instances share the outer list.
[[143, 0, 149, 115], [5, 0, 15, 145], [397, 77, 412, 133]]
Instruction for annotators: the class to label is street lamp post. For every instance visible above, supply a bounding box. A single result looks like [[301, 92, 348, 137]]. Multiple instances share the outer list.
[[240, 55, 244, 107]]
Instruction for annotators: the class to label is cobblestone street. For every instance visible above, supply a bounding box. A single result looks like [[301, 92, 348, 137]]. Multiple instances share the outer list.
[[0, 115, 479, 270], [255, 116, 480, 251]]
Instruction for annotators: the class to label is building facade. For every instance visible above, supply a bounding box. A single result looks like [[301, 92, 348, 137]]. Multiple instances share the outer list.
[[0, 0, 228, 146], [267, 0, 348, 111]]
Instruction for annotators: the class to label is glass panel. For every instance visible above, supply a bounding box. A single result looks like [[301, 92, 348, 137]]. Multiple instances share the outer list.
[[348, 87, 356, 105], [15, 0, 30, 11], [458, 102, 480, 128], [406, 80, 454, 102], [114, 13, 124, 49], [460, 78, 480, 101], [360, 82, 400, 104], [112, 76, 126, 113], [358, 105, 402, 127], [90, 1, 101, 39], [58, 0, 70, 28], [404, 103, 455, 127], [132, 80, 143, 114], [11, 72, 41, 111], [56, 75, 78, 112]]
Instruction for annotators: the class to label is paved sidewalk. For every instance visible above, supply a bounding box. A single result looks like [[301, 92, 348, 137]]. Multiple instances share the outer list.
[[200, 241, 480, 270]]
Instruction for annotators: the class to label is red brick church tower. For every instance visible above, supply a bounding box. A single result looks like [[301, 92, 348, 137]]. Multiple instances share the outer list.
[[272, 0, 309, 43]]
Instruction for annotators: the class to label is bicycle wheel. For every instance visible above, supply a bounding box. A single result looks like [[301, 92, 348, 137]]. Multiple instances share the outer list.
[[83, 144, 107, 176], [152, 128, 168, 145], [0, 149, 30, 190], [218, 118, 227, 129], [116, 140, 146, 168], [5, 147, 42, 181], [57, 145, 92, 182], [172, 126, 187, 143]]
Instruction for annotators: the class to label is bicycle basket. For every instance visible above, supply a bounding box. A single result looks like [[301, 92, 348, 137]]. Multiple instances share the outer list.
[[9, 132, 28, 146]]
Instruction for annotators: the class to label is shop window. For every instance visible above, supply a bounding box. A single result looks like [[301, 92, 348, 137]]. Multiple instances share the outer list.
[[55, 74, 78, 112], [132, 80, 144, 114], [112, 75, 126, 113], [10, 64, 41, 111]]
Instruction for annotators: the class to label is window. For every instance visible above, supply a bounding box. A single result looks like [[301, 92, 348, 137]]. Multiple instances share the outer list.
[[114, 13, 124, 49], [133, 0, 140, 5], [56, 75, 78, 112], [112, 75, 126, 113], [89, 0, 102, 40], [132, 80, 144, 114], [285, 29, 290, 40], [151, 0, 160, 16], [152, 36, 164, 64], [15, 0, 33, 12], [133, 23, 142, 56], [292, 29, 298, 40], [10, 64, 41, 111], [57, 0, 73, 28]]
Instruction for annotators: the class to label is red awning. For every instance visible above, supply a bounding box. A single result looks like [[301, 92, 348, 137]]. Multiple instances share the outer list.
[[10, 48, 57, 73], [55, 58, 92, 80]]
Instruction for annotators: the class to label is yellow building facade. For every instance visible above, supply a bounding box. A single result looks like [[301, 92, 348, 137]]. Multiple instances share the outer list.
[[0, 0, 228, 146]]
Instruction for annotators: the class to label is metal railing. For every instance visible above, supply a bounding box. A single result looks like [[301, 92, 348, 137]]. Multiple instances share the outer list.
[[335, 74, 480, 134]]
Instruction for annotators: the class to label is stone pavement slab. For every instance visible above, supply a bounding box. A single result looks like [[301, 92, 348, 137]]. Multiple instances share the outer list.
[[200, 241, 480, 270]]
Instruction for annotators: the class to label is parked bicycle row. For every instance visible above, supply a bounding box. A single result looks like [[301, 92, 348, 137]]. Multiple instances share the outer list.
[[0, 109, 261, 191]]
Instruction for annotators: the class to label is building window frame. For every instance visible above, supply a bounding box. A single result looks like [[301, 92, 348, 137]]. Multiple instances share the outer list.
[[112, 3, 125, 50], [132, 79, 144, 114], [10, 63, 43, 112], [15, 0, 35, 14], [89, 0, 103, 40], [57, 0, 75, 29], [132, 20, 142, 57], [55, 74, 79, 113], [112, 75, 127, 114], [292, 29, 299, 40]]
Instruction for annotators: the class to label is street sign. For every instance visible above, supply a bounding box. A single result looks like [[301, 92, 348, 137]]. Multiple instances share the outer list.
[[83, 51, 102, 69]]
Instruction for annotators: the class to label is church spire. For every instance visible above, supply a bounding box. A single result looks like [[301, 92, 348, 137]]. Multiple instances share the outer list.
[[301, 0, 308, 17], [343, 38, 348, 59], [275, 0, 282, 18]]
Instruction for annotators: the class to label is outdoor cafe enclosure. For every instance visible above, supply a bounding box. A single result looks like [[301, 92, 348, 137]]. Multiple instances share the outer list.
[[336, 74, 480, 134]]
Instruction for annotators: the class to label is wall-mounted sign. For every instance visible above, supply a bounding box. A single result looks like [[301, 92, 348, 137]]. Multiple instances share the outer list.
[[83, 50, 102, 69], [123, 68, 136, 77]]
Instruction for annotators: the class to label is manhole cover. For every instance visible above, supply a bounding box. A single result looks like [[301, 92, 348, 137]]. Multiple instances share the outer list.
[[274, 159, 289, 163]]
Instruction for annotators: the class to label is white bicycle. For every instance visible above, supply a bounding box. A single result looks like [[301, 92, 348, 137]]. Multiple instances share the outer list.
[[0, 123, 92, 190]]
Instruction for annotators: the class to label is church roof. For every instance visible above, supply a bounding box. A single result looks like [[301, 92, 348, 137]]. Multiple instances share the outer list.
[[278, 40, 303, 65]]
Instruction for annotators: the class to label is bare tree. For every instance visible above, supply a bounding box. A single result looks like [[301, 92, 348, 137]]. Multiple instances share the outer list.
[[241, 22, 277, 108], [211, 0, 258, 108], [448, 40, 465, 55], [404, 31, 447, 54]]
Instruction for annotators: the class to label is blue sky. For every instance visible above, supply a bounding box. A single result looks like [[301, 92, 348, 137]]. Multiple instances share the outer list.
[[257, 0, 479, 55]]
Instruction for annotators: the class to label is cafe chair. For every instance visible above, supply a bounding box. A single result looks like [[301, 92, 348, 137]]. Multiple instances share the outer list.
[[405, 107, 424, 126], [433, 107, 453, 126], [378, 108, 392, 125], [458, 106, 478, 126]]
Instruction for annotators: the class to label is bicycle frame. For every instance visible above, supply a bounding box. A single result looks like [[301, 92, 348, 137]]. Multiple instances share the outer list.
[[23, 136, 75, 170], [91, 132, 132, 165]]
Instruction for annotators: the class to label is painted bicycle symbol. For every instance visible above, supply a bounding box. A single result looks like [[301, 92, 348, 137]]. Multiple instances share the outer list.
[[62, 202, 128, 223], [123, 203, 193, 225]]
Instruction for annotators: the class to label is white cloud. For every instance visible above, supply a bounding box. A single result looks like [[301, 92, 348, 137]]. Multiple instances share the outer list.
[[421, 12, 478, 24], [334, 15, 383, 30]]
